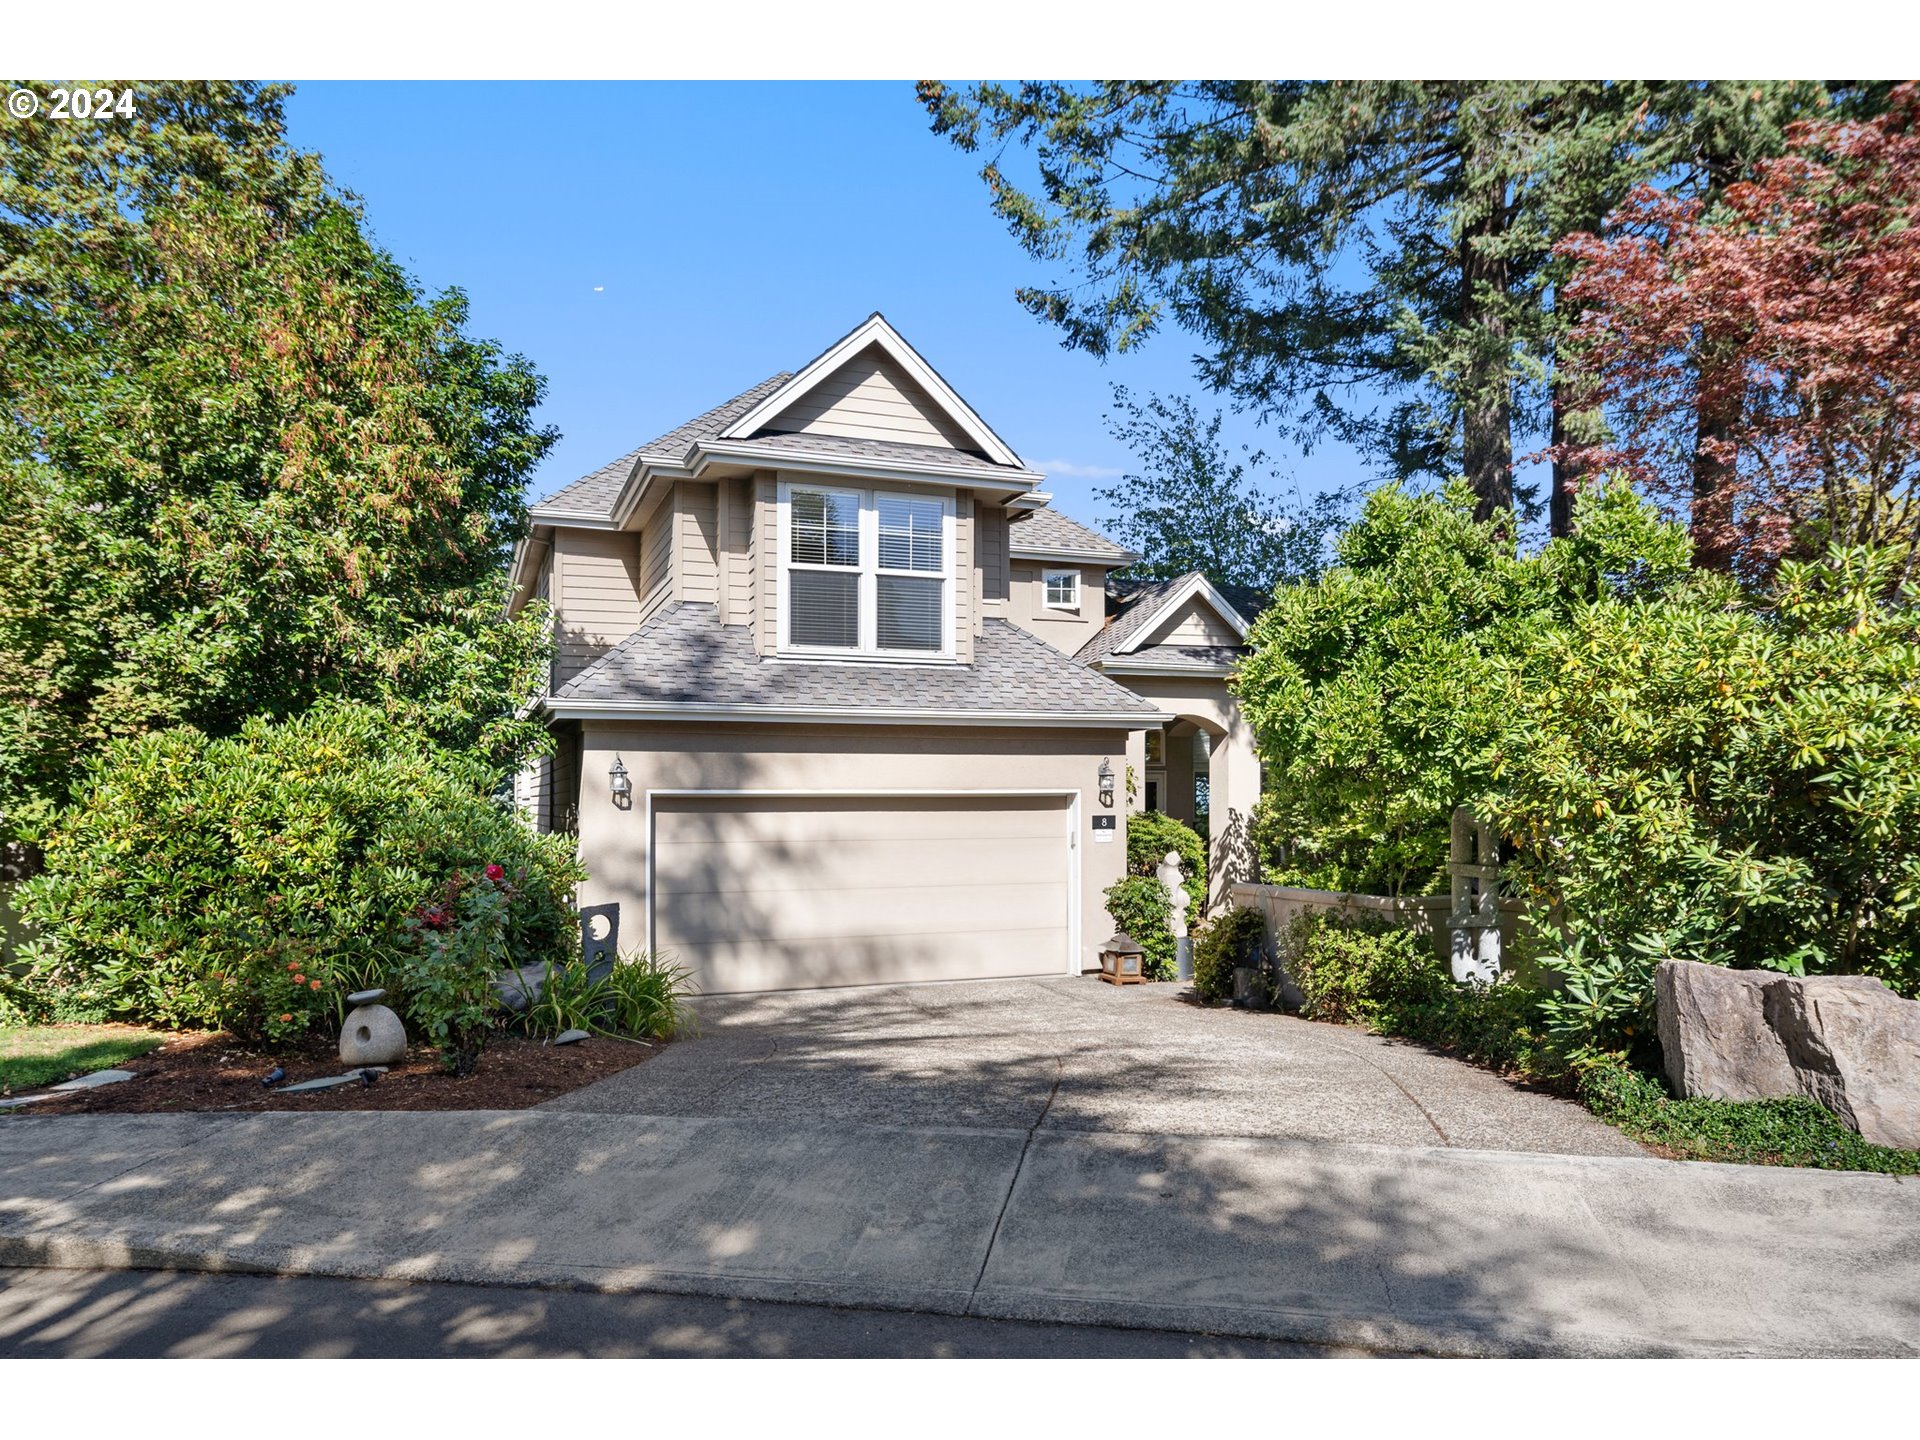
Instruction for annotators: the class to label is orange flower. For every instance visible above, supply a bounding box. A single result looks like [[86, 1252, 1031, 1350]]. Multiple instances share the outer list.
[[287, 962, 299, 972], [293, 974, 306, 985], [279, 1013, 292, 1023], [310, 979, 321, 991]]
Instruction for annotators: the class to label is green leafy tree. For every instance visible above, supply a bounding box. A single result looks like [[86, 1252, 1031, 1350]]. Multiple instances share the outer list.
[[1096, 387, 1350, 591], [920, 80, 1836, 526], [1235, 479, 1690, 894], [0, 81, 556, 846]]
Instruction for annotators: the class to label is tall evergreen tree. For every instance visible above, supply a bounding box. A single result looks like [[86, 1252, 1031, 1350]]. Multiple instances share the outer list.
[[919, 80, 1835, 530]]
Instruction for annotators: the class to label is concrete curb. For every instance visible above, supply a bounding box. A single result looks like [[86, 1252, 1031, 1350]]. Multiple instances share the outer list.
[[3, 1231, 1908, 1359], [4, 1110, 1918, 1359]]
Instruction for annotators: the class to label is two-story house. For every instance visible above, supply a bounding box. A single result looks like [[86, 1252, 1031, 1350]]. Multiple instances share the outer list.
[[509, 314, 1259, 994]]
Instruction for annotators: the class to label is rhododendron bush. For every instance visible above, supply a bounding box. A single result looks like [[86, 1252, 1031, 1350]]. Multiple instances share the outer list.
[[14, 703, 581, 1042]]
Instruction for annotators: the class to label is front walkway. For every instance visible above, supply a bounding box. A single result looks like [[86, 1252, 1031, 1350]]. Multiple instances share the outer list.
[[542, 975, 1644, 1158]]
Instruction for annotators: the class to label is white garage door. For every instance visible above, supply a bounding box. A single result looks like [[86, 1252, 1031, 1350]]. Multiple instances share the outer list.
[[651, 793, 1076, 993]]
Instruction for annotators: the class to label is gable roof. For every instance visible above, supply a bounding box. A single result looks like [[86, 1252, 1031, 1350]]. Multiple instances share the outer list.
[[530, 314, 1045, 527], [549, 604, 1168, 727], [720, 313, 1026, 468], [1075, 571, 1253, 667], [1006, 507, 1137, 564]]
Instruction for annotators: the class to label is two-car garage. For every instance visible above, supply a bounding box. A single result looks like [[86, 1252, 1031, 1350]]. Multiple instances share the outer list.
[[648, 792, 1080, 994]]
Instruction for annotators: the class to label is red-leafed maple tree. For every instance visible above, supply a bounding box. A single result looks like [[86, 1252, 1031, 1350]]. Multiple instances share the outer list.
[[1556, 84, 1920, 579]]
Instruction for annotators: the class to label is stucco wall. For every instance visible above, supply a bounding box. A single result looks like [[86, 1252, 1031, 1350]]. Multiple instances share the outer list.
[[573, 722, 1133, 976], [1008, 561, 1106, 656], [1104, 672, 1260, 907]]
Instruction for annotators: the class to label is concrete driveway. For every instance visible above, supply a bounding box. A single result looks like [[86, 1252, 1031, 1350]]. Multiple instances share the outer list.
[[544, 975, 1644, 1158]]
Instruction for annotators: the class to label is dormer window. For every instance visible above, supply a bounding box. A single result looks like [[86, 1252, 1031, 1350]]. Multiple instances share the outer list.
[[779, 481, 954, 657], [1043, 569, 1080, 610]]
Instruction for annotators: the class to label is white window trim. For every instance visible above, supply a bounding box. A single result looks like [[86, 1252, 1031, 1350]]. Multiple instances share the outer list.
[[1042, 569, 1081, 611], [776, 479, 957, 660]]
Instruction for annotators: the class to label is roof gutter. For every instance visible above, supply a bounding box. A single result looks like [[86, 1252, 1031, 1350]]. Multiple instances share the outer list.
[[541, 699, 1173, 729], [1010, 545, 1142, 565]]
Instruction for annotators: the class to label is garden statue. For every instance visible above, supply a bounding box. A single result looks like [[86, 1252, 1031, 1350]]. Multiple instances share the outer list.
[[339, 987, 408, 1065], [1158, 850, 1194, 982], [1447, 809, 1502, 985]]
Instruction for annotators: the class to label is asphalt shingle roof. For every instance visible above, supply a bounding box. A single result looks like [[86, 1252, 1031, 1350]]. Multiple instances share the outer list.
[[534, 373, 793, 518], [1006, 507, 1134, 561], [555, 604, 1164, 717], [1075, 572, 1254, 666]]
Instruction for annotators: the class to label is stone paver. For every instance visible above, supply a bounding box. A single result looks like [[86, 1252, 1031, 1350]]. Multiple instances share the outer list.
[[543, 976, 1644, 1158]]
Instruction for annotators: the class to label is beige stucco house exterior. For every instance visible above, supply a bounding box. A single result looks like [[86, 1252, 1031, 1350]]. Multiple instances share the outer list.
[[509, 314, 1261, 994]]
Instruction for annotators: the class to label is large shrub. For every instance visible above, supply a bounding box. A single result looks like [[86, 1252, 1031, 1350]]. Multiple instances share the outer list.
[[1486, 543, 1920, 1004], [16, 704, 582, 1043], [1235, 480, 1690, 894], [1126, 809, 1206, 929]]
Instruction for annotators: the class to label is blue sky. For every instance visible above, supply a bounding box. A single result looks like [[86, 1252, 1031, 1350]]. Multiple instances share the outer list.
[[282, 81, 1371, 525]]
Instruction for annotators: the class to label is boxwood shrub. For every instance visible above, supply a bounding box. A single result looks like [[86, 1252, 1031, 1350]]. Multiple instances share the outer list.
[[1103, 875, 1175, 980], [1192, 905, 1266, 1001], [1126, 810, 1206, 931]]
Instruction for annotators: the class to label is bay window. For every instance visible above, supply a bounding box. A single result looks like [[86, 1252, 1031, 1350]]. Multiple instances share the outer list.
[[779, 481, 954, 657]]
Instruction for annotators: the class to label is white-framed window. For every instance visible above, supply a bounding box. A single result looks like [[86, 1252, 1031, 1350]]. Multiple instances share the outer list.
[[778, 480, 955, 658], [1043, 569, 1081, 610]]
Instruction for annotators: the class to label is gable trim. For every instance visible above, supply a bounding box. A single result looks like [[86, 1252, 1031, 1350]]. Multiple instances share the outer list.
[[1112, 573, 1252, 655], [718, 314, 1026, 469]]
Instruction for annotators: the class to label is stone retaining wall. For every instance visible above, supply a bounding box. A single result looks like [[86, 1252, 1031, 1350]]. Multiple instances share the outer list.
[[1226, 882, 1535, 969]]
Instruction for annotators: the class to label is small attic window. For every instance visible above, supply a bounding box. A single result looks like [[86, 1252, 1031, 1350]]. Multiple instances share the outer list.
[[1044, 570, 1080, 610]]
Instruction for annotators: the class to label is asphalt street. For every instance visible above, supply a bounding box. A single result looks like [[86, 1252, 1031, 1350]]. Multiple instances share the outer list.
[[0, 1265, 1362, 1358]]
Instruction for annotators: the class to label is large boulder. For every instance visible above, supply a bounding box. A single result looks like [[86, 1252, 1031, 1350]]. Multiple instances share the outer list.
[[1656, 960, 1920, 1151], [1657, 961, 1796, 1100], [1763, 974, 1920, 1152]]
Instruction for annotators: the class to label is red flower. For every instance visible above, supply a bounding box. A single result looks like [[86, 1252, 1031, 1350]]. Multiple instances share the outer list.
[[286, 962, 299, 972], [310, 979, 322, 991], [293, 974, 306, 985], [485, 863, 505, 882]]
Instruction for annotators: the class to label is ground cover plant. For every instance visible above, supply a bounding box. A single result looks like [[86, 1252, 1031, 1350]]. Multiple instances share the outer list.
[[1264, 909, 1920, 1173]]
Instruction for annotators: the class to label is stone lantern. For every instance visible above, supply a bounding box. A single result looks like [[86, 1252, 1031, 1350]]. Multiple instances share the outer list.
[[1447, 808, 1502, 985], [1098, 932, 1147, 986]]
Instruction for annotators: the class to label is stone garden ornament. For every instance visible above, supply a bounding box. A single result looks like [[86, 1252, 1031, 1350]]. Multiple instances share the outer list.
[[338, 987, 408, 1066], [1158, 850, 1195, 982]]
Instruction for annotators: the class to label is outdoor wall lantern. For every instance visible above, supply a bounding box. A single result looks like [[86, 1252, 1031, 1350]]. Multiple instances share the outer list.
[[1097, 758, 1115, 809], [609, 755, 632, 809]]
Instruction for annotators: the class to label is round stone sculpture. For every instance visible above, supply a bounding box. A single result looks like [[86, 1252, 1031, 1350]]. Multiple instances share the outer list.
[[339, 1002, 408, 1066]]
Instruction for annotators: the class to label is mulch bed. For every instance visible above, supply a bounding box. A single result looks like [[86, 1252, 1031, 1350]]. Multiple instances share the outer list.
[[11, 1029, 662, 1116]]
